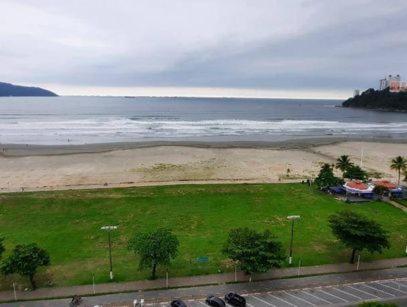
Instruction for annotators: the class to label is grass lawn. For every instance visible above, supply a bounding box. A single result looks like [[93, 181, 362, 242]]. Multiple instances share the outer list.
[[0, 183, 405, 290]]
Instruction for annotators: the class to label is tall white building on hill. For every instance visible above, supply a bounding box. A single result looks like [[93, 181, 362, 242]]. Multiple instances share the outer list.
[[379, 74, 407, 92]]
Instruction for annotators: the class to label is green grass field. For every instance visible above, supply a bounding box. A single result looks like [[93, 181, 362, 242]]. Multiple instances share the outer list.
[[0, 183, 405, 289]]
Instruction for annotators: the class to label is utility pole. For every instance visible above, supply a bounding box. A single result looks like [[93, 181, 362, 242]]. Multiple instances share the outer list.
[[287, 215, 301, 265], [101, 225, 118, 280]]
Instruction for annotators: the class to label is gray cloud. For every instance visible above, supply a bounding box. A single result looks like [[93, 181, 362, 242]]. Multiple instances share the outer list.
[[0, 0, 406, 96]]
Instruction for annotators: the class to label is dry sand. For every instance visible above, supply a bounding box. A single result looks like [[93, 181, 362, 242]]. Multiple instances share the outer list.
[[0, 140, 406, 193]]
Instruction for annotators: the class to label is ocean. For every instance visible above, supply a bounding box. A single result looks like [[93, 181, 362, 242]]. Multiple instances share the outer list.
[[0, 96, 407, 145]]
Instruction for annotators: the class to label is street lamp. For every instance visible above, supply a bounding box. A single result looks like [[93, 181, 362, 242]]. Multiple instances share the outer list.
[[101, 225, 118, 280], [287, 215, 300, 265]]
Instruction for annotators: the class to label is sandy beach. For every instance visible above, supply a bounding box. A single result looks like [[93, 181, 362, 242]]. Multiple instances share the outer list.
[[0, 139, 406, 193]]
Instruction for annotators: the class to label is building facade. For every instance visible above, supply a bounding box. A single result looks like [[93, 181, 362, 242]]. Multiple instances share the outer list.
[[379, 74, 407, 92]]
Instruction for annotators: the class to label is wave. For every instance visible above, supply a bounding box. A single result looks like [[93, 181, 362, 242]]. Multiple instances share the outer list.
[[1, 118, 407, 144]]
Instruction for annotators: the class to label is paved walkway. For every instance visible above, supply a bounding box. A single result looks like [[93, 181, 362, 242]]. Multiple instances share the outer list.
[[386, 199, 407, 212], [0, 257, 406, 303], [3, 267, 407, 306]]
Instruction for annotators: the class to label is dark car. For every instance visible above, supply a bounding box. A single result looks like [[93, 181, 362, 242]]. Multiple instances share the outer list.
[[171, 299, 187, 307], [225, 292, 246, 307], [205, 295, 226, 307]]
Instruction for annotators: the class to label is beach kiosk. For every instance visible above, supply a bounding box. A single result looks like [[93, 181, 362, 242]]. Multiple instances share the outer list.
[[373, 180, 403, 198], [343, 180, 374, 199]]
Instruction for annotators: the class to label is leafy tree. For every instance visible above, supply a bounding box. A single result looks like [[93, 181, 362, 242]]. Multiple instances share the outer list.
[[342, 87, 407, 111], [372, 185, 389, 199], [328, 211, 390, 263], [336, 155, 353, 175], [314, 163, 342, 189], [1, 243, 50, 289], [358, 302, 397, 307], [128, 228, 179, 279], [343, 165, 367, 180], [223, 228, 284, 275], [390, 156, 406, 185], [0, 237, 5, 259]]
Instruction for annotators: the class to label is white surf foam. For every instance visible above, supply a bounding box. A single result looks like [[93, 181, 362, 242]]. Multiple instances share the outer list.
[[1, 117, 407, 144]]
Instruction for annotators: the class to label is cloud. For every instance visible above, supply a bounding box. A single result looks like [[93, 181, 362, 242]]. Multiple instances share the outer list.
[[0, 0, 406, 97]]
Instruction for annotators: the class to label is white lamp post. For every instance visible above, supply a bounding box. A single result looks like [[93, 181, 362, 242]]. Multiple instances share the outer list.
[[287, 215, 300, 265], [101, 225, 118, 280]]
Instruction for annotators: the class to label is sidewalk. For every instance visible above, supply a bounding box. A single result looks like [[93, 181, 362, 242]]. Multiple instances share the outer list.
[[0, 257, 406, 303], [386, 199, 407, 212]]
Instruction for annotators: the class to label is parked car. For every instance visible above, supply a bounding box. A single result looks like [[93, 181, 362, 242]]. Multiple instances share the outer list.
[[225, 292, 246, 307], [171, 299, 187, 307], [205, 295, 226, 307]]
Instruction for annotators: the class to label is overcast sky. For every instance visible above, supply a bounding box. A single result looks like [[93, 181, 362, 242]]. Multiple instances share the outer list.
[[1, 0, 406, 98]]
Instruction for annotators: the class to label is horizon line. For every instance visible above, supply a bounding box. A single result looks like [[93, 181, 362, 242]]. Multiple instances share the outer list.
[[55, 94, 344, 100]]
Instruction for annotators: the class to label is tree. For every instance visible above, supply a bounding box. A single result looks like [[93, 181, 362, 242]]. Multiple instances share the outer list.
[[390, 156, 406, 185], [358, 302, 397, 307], [128, 228, 179, 279], [372, 185, 389, 199], [343, 165, 367, 180], [223, 228, 284, 275], [336, 155, 353, 175], [0, 237, 5, 259], [328, 211, 389, 263], [1, 243, 50, 289], [314, 163, 342, 189], [342, 87, 407, 111]]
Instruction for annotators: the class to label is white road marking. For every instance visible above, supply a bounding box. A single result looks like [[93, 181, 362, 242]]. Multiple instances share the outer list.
[[246, 303, 255, 307], [252, 295, 277, 307], [318, 288, 349, 303], [363, 283, 396, 297], [300, 290, 333, 305], [198, 301, 207, 306], [283, 290, 316, 306], [333, 287, 364, 300], [266, 293, 297, 306], [347, 285, 380, 299], [387, 281, 407, 290], [377, 282, 407, 294]]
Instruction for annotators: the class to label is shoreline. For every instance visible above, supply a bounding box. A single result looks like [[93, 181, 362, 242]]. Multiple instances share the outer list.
[[2, 136, 407, 157]]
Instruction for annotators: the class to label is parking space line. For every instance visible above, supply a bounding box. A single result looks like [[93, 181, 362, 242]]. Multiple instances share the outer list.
[[283, 291, 315, 306], [333, 287, 364, 300], [377, 282, 407, 294], [397, 280, 407, 286], [198, 301, 207, 306], [387, 281, 407, 291], [363, 283, 396, 297], [267, 293, 297, 306], [318, 288, 349, 303], [347, 285, 380, 299], [252, 295, 277, 306], [301, 290, 333, 305]]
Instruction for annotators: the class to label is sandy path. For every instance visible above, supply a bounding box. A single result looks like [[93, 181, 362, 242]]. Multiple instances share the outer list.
[[0, 141, 405, 192]]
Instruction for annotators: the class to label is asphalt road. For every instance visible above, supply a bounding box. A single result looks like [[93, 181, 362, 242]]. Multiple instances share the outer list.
[[3, 267, 407, 307]]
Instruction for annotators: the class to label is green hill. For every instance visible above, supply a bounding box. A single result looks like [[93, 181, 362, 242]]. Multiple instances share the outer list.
[[342, 88, 407, 111], [0, 82, 57, 97]]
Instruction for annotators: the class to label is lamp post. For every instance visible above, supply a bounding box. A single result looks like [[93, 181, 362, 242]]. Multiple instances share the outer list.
[[101, 225, 118, 280], [287, 215, 300, 265]]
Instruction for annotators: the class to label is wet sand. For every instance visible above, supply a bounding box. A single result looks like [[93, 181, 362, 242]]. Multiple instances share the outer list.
[[0, 138, 406, 193]]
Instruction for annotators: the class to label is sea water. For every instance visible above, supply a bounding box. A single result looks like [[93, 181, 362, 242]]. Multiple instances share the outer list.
[[0, 96, 406, 145]]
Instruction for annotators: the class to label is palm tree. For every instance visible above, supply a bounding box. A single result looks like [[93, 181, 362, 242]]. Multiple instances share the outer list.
[[390, 156, 407, 185], [336, 155, 353, 176]]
